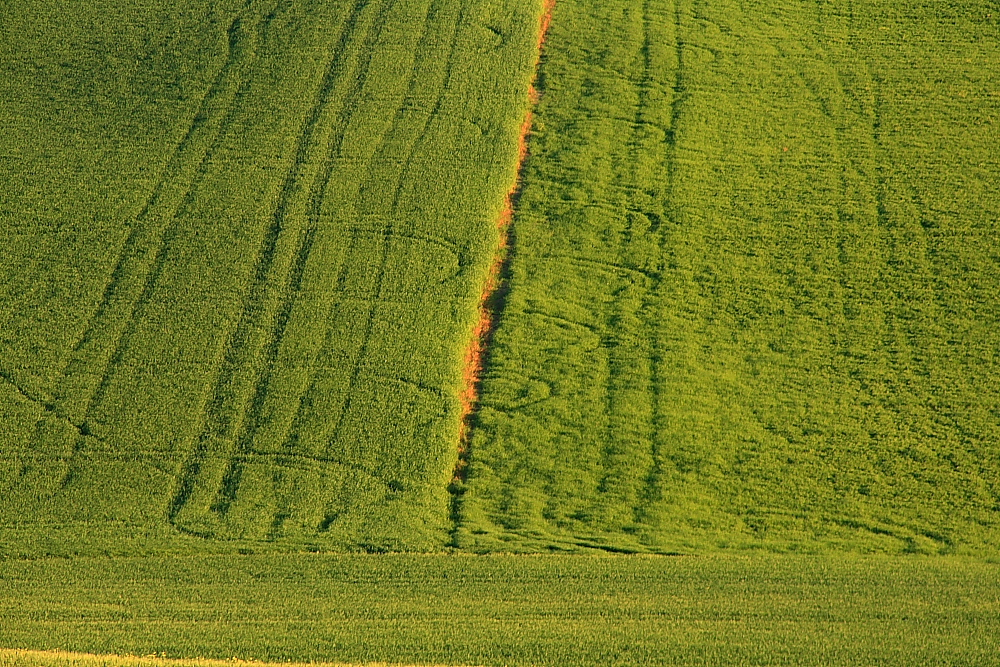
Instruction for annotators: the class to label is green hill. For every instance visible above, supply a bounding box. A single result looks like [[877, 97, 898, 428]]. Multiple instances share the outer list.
[[3, 0, 1000, 665], [0, 0, 540, 556], [457, 0, 1000, 556], [2, 0, 999, 559]]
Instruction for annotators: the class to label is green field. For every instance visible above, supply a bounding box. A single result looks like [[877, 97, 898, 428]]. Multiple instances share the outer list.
[[2, 554, 999, 666], [0, 652, 436, 667], [0, 0, 540, 556], [3, 0, 1000, 664], [458, 0, 1000, 556]]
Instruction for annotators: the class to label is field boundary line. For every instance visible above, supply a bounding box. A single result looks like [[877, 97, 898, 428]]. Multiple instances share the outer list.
[[450, 0, 557, 517]]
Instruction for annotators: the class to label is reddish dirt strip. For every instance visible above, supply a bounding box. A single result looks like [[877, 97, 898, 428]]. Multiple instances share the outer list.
[[454, 0, 556, 484]]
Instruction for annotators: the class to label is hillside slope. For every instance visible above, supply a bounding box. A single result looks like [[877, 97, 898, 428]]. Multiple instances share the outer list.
[[0, 0, 540, 556], [458, 0, 1000, 555]]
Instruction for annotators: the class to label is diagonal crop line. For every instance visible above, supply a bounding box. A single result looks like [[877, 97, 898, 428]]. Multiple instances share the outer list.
[[278, 0, 452, 468], [58, 0, 260, 419], [48, 0, 276, 497], [449, 0, 557, 539], [0, 368, 94, 441], [322, 0, 467, 464]]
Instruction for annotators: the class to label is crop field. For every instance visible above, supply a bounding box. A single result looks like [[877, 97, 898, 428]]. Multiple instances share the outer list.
[[0, 652, 431, 667], [2, 554, 999, 667], [0, 0, 541, 556], [457, 0, 1000, 556], [3, 0, 1000, 664]]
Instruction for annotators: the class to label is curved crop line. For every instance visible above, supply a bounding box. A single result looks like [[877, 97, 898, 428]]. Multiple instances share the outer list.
[[372, 373, 448, 401], [334, 296, 459, 307], [323, 0, 467, 463], [59, 1, 259, 412], [169, 0, 375, 525], [242, 448, 392, 485], [205, 0, 403, 520], [0, 369, 93, 443], [275, 0, 463, 532], [18, 2, 262, 489], [62, 3, 275, 500], [522, 308, 600, 333], [347, 225, 464, 261], [539, 254, 660, 287]]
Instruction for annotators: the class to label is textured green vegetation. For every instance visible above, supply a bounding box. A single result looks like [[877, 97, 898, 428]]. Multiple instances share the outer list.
[[1, 554, 998, 666], [2, 2, 1000, 664], [0, 651, 425, 667], [0, 0, 540, 556], [458, 0, 1000, 555]]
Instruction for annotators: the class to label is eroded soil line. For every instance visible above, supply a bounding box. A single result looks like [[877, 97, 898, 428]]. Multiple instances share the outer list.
[[452, 0, 556, 488]]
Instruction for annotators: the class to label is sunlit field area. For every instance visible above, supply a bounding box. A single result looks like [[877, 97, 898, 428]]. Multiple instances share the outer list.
[[459, 0, 1000, 556], [2, 555, 998, 667]]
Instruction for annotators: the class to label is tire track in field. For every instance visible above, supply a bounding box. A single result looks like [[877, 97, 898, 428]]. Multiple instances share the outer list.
[[23, 2, 269, 493], [589, 0, 658, 532], [340, 226, 463, 268], [60, 6, 277, 496], [273, 0, 457, 536], [283, 0, 463, 537], [0, 368, 93, 441], [637, 0, 689, 527], [65, 3, 250, 343], [56, 1, 262, 425], [75, 2, 276, 435], [169, 0, 375, 526], [841, 18, 963, 541], [321, 0, 467, 461], [272, 0, 445, 471], [197, 0, 400, 522], [270, 0, 462, 532]]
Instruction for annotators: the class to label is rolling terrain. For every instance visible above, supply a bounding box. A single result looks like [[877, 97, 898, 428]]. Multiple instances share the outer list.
[[0, 0, 540, 556], [458, 0, 1000, 556], [2, 0, 1000, 665]]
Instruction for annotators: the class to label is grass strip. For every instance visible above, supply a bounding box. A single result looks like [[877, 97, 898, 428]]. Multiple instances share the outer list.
[[0, 650, 469, 667], [1, 553, 998, 666]]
